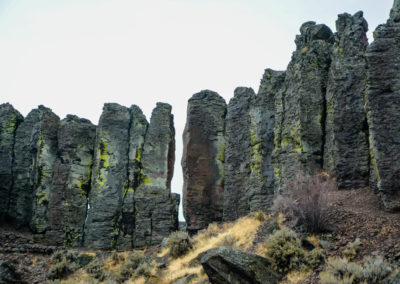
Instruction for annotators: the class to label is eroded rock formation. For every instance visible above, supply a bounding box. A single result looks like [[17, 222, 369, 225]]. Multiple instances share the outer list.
[[0, 104, 23, 219], [273, 22, 334, 192], [366, 1, 400, 211], [46, 115, 96, 246], [9, 106, 60, 233], [182, 90, 226, 233], [0, 102, 179, 249], [324, 12, 369, 189]]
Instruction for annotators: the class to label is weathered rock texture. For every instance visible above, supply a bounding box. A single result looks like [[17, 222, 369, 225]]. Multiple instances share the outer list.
[[273, 22, 334, 192], [0, 101, 178, 249], [324, 12, 370, 189], [0, 104, 23, 219], [223, 72, 286, 221], [366, 1, 400, 211], [46, 115, 96, 246], [9, 106, 60, 233], [134, 103, 179, 247], [201, 246, 280, 284], [182, 90, 226, 232], [84, 103, 132, 249], [84, 103, 178, 249]]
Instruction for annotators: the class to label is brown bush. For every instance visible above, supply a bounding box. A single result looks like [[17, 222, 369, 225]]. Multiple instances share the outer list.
[[168, 231, 192, 258], [273, 172, 335, 233]]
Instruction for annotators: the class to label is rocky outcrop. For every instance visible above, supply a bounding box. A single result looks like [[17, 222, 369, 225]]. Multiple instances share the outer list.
[[136, 103, 175, 193], [223, 80, 284, 221], [46, 115, 96, 246], [201, 246, 280, 284], [0, 104, 23, 219], [0, 101, 178, 249], [223, 87, 255, 221], [134, 103, 179, 247], [273, 22, 333, 192], [324, 12, 370, 189], [8, 106, 60, 232], [84, 103, 134, 249], [182, 90, 226, 233], [252, 70, 285, 211], [366, 1, 400, 211], [115, 105, 148, 250], [84, 103, 178, 249]]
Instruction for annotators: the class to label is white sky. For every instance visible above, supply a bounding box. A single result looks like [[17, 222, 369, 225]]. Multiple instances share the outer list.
[[0, 0, 394, 220]]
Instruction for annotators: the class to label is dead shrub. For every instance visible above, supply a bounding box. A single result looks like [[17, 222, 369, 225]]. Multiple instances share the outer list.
[[273, 172, 335, 233], [217, 234, 237, 247], [168, 231, 192, 258]]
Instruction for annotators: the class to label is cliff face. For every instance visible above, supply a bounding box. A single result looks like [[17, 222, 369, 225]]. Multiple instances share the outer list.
[[0, 102, 179, 250], [366, 1, 400, 211], [182, 5, 400, 230], [182, 90, 226, 233]]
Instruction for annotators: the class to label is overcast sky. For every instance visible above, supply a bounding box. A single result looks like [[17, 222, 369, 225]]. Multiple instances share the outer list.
[[0, 0, 394, 220]]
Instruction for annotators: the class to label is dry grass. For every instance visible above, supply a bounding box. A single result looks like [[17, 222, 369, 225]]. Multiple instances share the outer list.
[[157, 214, 266, 283]]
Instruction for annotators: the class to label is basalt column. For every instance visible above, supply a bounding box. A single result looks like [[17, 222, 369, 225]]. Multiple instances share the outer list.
[[46, 115, 96, 246], [9, 106, 59, 232], [182, 90, 226, 232], [0, 103, 23, 220], [134, 103, 179, 247], [324, 12, 370, 189], [84, 103, 132, 249], [273, 22, 333, 192], [366, 0, 400, 211]]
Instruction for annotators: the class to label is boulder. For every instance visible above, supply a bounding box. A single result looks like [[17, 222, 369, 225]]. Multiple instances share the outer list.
[[201, 246, 280, 284], [46, 115, 96, 246], [9, 105, 59, 231], [273, 22, 333, 191], [324, 12, 369, 189], [366, 1, 400, 210], [0, 103, 23, 219]]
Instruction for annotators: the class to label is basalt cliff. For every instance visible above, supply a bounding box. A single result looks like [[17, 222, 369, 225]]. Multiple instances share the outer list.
[[183, 5, 400, 232], [2, 2, 400, 251], [0, 103, 179, 250]]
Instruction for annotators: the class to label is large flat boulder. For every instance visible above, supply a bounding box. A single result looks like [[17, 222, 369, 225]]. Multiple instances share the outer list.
[[201, 246, 280, 284]]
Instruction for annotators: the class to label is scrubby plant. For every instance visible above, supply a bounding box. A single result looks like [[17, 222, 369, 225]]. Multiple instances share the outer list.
[[114, 250, 144, 283], [86, 258, 104, 280], [306, 247, 325, 269], [265, 227, 306, 274], [320, 256, 393, 284], [217, 234, 237, 247], [168, 231, 192, 258], [273, 172, 334, 233], [111, 251, 125, 265], [342, 238, 362, 260], [251, 210, 267, 222], [47, 256, 79, 280], [134, 261, 153, 278]]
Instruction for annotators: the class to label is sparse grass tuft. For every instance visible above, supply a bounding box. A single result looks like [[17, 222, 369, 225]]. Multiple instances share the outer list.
[[342, 238, 362, 260], [320, 256, 393, 284]]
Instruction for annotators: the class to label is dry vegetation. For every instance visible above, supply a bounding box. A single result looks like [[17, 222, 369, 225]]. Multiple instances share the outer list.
[[10, 173, 398, 284]]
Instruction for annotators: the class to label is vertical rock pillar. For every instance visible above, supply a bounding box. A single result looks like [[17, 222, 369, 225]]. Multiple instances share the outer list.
[[324, 12, 369, 189], [182, 90, 226, 233], [273, 22, 333, 191], [366, 0, 400, 211]]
